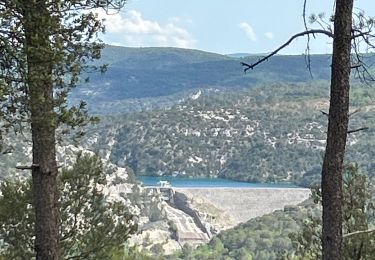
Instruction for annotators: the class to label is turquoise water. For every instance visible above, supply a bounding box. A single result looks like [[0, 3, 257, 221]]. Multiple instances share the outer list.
[[138, 176, 299, 188]]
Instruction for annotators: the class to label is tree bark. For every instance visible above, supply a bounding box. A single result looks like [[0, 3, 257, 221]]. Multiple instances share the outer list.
[[23, 1, 60, 259], [322, 0, 354, 259]]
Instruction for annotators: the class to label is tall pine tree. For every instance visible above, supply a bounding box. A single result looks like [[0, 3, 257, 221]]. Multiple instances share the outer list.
[[241, 0, 375, 258], [0, 1, 126, 258]]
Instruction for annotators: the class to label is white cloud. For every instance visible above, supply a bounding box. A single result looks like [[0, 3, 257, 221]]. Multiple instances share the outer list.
[[265, 32, 274, 39], [238, 22, 257, 42], [97, 10, 196, 48]]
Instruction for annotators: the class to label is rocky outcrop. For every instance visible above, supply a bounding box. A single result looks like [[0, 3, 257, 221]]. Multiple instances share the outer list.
[[170, 191, 212, 238]]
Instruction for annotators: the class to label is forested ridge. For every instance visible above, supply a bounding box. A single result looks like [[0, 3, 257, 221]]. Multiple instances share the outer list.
[[2, 45, 375, 259], [87, 82, 375, 187], [71, 46, 337, 114], [1, 0, 375, 258]]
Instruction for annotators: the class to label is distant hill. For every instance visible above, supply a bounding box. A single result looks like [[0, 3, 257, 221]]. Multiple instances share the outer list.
[[69, 46, 375, 186], [225, 53, 253, 58], [71, 46, 333, 114], [226, 53, 267, 58], [85, 82, 375, 187]]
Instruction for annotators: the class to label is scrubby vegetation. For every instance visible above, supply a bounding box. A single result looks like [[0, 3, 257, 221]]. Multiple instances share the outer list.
[[0, 154, 137, 259], [87, 82, 375, 187], [174, 165, 375, 260]]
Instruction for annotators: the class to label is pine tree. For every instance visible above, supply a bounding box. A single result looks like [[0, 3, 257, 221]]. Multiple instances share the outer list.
[[0, 1, 126, 258], [0, 154, 137, 259], [241, 1, 375, 258]]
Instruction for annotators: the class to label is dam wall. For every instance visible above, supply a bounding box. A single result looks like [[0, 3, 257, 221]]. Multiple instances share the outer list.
[[175, 187, 311, 228]]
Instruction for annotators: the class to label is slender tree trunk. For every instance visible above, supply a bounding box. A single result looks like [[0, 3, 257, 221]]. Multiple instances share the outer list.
[[23, 1, 60, 259], [322, 0, 354, 259]]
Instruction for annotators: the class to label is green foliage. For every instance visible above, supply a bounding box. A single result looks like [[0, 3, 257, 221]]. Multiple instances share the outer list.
[[0, 1, 127, 152], [0, 180, 34, 259], [168, 220, 178, 240], [176, 238, 231, 260], [126, 184, 165, 223], [176, 165, 375, 260], [0, 154, 136, 259], [59, 154, 137, 259], [111, 245, 163, 260], [289, 164, 375, 259], [88, 82, 375, 187], [176, 207, 306, 260]]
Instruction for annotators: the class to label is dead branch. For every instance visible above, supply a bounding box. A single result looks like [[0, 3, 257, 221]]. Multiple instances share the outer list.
[[349, 108, 361, 117], [320, 110, 329, 117], [241, 29, 334, 72], [321, 108, 362, 118], [302, 0, 312, 76], [347, 127, 369, 134], [343, 228, 375, 239], [16, 164, 40, 170], [351, 64, 362, 69], [15, 164, 63, 170]]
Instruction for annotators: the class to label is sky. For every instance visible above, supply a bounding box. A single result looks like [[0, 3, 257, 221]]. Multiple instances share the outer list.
[[98, 0, 375, 55]]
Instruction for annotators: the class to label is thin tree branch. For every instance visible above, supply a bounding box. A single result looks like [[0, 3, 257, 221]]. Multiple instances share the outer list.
[[347, 127, 369, 134], [241, 29, 334, 72], [303, 0, 308, 31], [351, 64, 362, 69], [322, 108, 362, 118], [15, 164, 62, 170], [349, 108, 361, 117], [343, 228, 375, 239], [302, 0, 313, 77], [351, 30, 372, 39], [320, 110, 329, 117], [15, 164, 40, 170]]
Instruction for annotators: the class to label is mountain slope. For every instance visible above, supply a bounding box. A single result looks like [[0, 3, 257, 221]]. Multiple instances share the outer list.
[[71, 46, 334, 114], [86, 82, 375, 187]]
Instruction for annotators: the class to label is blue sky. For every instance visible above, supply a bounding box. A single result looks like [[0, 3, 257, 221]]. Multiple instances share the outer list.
[[98, 0, 374, 55]]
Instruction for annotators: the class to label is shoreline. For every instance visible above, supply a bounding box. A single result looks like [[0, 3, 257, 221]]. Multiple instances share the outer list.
[[174, 187, 309, 190], [145, 186, 309, 191]]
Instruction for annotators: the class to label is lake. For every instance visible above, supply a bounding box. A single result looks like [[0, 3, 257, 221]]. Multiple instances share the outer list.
[[137, 176, 299, 188]]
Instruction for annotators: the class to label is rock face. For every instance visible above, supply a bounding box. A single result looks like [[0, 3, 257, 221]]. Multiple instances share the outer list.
[[163, 203, 209, 245], [139, 187, 310, 255], [174, 187, 311, 231]]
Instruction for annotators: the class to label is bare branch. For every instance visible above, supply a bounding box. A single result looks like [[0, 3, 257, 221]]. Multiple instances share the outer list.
[[350, 25, 375, 84], [347, 127, 369, 134], [343, 228, 375, 239], [16, 164, 40, 170], [351, 30, 373, 39], [320, 108, 361, 118], [302, 0, 312, 77], [349, 108, 361, 117], [241, 29, 334, 72], [351, 64, 362, 69], [320, 110, 329, 117], [303, 0, 308, 30], [15, 164, 62, 170]]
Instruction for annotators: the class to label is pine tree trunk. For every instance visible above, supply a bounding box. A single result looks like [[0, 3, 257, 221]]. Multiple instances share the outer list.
[[23, 1, 60, 259], [322, 0, 354, 259]]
